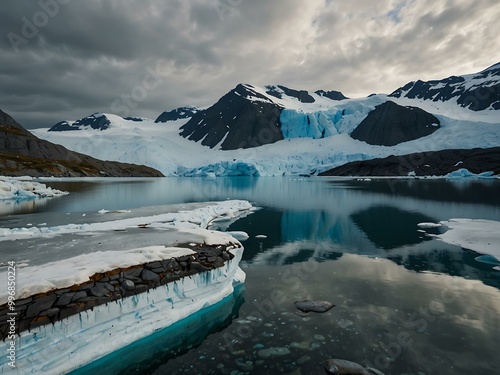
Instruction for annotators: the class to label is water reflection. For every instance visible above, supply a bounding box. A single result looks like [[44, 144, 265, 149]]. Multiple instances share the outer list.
[[350, 205, 436, 250], [71, 285, 245, 375]]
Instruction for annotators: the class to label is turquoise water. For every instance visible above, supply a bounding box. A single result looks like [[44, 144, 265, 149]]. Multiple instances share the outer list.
[[1, 177, 499, 374]]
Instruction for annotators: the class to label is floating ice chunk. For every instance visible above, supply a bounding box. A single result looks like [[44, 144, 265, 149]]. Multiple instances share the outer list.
[[0, 176, 68, 200], [417, 222, 442, 228], [475, 255, 500, 266], [445, 168, 497, 179], [226, 231, 249, 241], [255, 234, 267, 238], [432, 219, 500, 259]]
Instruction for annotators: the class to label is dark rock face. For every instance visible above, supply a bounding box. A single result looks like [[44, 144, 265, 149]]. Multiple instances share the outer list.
[[155, 106, 198, 123], [180, 84, 283, 150], [319, 147, 500, 177], [49, 113, 111, 131], [265, 85, 315, 103], [315, 89, 348, 101], [389, 62, 500, 111], [350, 101, 440, 146], [0, 109, 163, 177], [124, 117, 145, 122]]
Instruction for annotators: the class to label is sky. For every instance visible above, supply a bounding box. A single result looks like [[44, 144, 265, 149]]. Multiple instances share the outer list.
[[1, 0, 500, 129]]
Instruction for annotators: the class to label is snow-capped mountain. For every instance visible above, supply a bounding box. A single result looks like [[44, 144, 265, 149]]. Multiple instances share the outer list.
[[49, 113, 149, 132], [0, 109, 162, 177], [179, 83, 351, 150], [33, 63, 500, 177], [390, 62, 500, 111], [155, 106, 199, 123]]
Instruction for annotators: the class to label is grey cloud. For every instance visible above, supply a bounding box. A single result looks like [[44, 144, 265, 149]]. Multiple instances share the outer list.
[[0, 0, 499, 128]]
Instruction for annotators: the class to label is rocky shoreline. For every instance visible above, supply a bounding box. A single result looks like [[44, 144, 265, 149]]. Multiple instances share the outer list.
[[319, 147, 500, 177]]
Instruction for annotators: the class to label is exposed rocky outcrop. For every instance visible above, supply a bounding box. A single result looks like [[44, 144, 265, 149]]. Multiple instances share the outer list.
[[0, 109, 163, 177], [350, 101, 440, 146], [315, 89, 348, 101], [180, 84, 283, 150], [155, 106, 198, 123], [390, 62, 500, 111], [319, 147, 500, 177], [49, 113, 111, 131], [0, 243, 236, 340], [265, 85, 315, 103]]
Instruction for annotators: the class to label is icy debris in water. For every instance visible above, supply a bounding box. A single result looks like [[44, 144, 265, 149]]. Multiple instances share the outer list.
[[417, 222, 442, 228], [227, 231, 249, 241], [313, 334, 326, 341], [290, 341, 310, 350], [257, 347, 291, 358], [474, 255, 500, 266], [337, 319, 354, 329], [255, 234, 267, 238]]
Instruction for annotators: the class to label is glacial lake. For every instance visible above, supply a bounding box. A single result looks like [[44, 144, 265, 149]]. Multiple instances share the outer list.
[[1, 177, 500, 375]]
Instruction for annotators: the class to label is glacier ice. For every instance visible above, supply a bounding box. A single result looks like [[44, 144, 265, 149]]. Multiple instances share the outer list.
[[0, 247, 246, 374], [0, 176, 68, 200]]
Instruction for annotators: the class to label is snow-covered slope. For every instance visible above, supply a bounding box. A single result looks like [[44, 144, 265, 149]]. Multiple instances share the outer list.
[[33, 65, 500, 176], [390, 62, 500, 112]]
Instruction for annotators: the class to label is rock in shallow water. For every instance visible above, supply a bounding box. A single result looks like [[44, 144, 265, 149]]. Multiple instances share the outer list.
[[324, 359, 385, 375], [294, 300, 335, 313]]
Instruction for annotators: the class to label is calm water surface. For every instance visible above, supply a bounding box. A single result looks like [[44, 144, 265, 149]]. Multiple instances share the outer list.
[[1, 177, 499, 375]]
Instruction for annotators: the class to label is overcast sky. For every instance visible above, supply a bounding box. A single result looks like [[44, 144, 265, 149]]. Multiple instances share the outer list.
[[1, 0, 499, 128]]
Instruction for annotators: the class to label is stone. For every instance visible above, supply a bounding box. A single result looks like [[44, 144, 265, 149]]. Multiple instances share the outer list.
[[190, 262, 210, 272], [146, 261, 162, 269], [141, 269, 160, 282], [151, 267, 166, 274], [294, 300, 335, 313], [324, 359, 373, 375], [90, 283, 112, 297], [257, 347, 291, 359], [79, 283, 95, 291], [71, 291, 88, 303], [56, 293, 75, 307], [41, 307, 60, 318], [15, 297, 33, 306], [121, 280, 135, 291], [297, 355, 310, 365], [25, 294, 57, 318], [124, 268, 143, 278]]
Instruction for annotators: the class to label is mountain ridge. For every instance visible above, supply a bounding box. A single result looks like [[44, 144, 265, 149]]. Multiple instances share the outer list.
[[0, 109, 163, 177]]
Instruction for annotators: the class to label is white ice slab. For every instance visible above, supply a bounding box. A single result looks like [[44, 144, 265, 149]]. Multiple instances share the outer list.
[[0, 200, 252, 241], [0, 176, 68, 200], [431, 219, 500, 259]]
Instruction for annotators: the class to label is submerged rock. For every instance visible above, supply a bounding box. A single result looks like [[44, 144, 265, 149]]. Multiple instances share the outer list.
[[294, 300, 335, 313], [324, 359, 385, 375]]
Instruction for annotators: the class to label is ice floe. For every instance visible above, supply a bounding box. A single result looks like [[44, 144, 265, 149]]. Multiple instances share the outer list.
[[0, 200, 252, 241], [420, 219, 500, 264], [0, 176, 68, 200]]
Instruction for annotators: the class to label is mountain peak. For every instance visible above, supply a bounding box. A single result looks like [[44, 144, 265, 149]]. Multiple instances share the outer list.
[[155, 106, 199, 123], [49, 113, 112, 132]]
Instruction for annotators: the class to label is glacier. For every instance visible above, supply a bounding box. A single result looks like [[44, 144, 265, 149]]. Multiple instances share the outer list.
[[31, 89, 500, 177]]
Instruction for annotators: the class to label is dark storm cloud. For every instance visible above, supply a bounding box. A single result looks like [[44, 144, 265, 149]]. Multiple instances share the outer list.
[[0, 0, 499, 128]]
